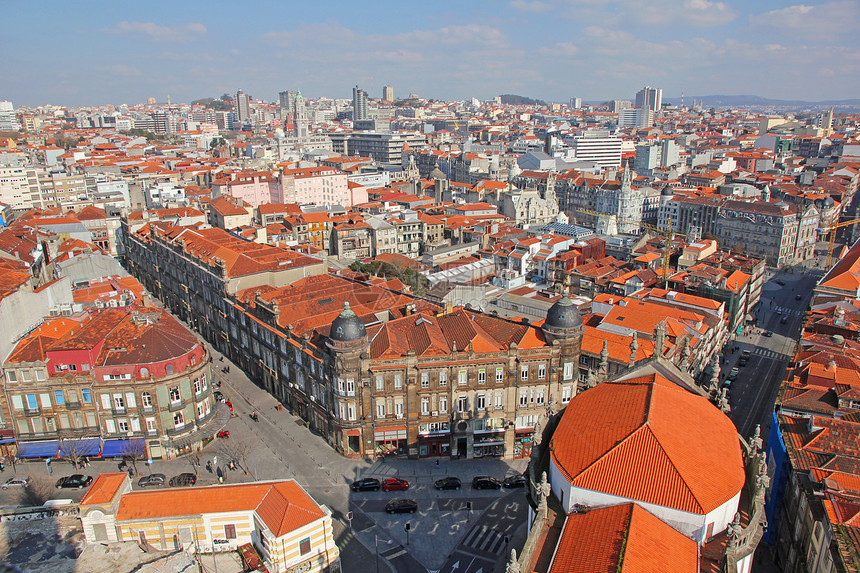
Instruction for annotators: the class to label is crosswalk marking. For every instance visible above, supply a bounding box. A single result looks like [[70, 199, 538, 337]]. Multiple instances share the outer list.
[[753, 349, 787, 361], [463, 526, 506, 555], [772, 307, 803, 317]]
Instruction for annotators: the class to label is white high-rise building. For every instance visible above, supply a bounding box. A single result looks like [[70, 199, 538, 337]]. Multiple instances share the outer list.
[[635, 86, 663, 111], [568, 130, 623, 169], [353, 85, 368, 121], [382, 85, 394, 102], [570, 97, 582, 109], [235, 89, 251, 122], [0, 101, 19, 132], [618, 108, 653, 129]]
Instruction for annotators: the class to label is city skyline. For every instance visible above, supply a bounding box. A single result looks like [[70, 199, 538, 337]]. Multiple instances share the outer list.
[[4, 0, 859, 107]]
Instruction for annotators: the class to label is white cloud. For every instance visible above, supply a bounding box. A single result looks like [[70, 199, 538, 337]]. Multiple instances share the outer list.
[[750, 1, 859, 39], [96, 64, 141, 76], [510, 0, 553, 13], [102, 21, 208, 42]]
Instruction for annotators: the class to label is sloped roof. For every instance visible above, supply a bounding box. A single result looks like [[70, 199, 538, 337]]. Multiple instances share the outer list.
[[551, 374, 744, 515], [549, 502, 698, 573]]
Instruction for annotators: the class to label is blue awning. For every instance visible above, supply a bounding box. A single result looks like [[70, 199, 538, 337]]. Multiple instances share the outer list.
[[0, 438, 15, 444], [16, 441, 60, 458], [59, 438, 101, 457], [101, 438, 145, 458]]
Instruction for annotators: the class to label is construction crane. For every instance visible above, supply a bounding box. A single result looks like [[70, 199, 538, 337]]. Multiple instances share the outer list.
[[825, 217, 860, 267], [575, 208, 687, 286]]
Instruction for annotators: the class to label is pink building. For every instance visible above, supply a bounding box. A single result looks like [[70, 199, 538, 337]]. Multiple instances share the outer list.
[[212, 171, 283, 208], [282, 166, 363, 207]]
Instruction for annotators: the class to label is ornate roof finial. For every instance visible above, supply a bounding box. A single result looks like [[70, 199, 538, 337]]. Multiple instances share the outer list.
[[629, 331, 639, 367]]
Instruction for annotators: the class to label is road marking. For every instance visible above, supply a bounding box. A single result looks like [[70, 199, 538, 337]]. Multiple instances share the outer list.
[[385, 549, 407, 559]]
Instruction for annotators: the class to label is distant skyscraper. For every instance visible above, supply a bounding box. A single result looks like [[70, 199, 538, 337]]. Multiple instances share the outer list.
[[611, 100, 631, 113], [235, 89, 251, 122], [635, 86, 662, 112], [279, 90, 297, 112], [353, 85, 368, 121], [570, 97, 582, 109], [382, 85, 394, 102]]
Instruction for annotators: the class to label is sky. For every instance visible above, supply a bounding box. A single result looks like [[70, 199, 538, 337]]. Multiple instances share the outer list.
[[3, 0, 859, 108]]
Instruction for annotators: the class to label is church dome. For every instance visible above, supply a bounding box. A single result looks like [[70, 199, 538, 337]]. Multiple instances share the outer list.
[[545, 296, 583, 331], [429, 166, 446, 180], [661, 186, 674, 196], [329, 302, 367, 342]]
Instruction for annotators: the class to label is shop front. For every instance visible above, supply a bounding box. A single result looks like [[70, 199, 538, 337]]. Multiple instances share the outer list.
[[513, 429, 534, 458], [417, 423, 451, 457], [473, 432, 505, 457], [374, 426, 407, 457]]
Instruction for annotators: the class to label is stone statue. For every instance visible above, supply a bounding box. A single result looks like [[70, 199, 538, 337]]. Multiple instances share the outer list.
[[629, 331, 638, 367], [586, 370, 598, 389], [654, 321, 666, 356], [538, 471, 551, 514], [719, 388, 731, 414], [598, 340, 609, 381], [728, 512, 743, 543], [750, 424, 763, 453], [506, 549, 521, 573], [532, 419, 542, 446]]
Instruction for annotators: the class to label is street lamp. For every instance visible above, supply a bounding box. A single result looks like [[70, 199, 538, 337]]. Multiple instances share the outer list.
[[375, 532, 392, 573]]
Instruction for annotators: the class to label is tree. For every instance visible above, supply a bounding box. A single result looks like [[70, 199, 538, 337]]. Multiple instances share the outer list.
[[118, 439, 147, 473], [58, 439, 89, 470], [217, 436, 254, 476], [22, 476, 55, 507]]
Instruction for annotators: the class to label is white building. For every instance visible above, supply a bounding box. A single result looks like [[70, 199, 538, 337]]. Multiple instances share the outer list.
[[566, 130, 622, 169]]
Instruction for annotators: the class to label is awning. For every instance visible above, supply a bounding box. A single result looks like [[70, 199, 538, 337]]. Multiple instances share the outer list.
[[16, 440, 60, 458], [0, 438, 15, 444], [59, 438, 101, 456], [102, 438, 145, 458]]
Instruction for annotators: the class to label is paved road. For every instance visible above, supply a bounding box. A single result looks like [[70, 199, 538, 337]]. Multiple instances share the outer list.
[[437, 491, 528, 573]]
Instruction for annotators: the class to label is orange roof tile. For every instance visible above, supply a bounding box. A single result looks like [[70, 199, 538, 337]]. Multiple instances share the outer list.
[[81, 472, 128, 506]]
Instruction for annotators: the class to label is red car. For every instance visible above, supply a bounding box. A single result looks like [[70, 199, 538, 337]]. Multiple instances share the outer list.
[[225, 401, 233, 412], [382, 478, 409, 492]]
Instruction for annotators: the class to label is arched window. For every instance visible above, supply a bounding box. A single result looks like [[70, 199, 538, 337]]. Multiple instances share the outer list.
[[139, 367, 149, 378]]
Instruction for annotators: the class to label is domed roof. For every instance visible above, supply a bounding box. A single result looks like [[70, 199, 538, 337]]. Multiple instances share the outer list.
[[329, 302, 367, 342], [545, 296, 582, 331], [429, 166, 446, 180], [551, 374, 745, 515], [661, 186, 674, 196], [824, 197, 835, 207]]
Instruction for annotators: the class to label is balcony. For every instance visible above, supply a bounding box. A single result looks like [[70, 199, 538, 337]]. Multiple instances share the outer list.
[[166, 424, 189, 437], [111, 407, 127, 416], [140, 405, 155, 414], [65, 401, 81, 411], [168, 399, 187, 412], [24, 407, 40, 417], [195, 385, 212, 400]]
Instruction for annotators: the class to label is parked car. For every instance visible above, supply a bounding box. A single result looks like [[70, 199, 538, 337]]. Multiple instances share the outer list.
[[385, 499, 417, 514], [472, 476, 502, 490], [382, 478, 409, 492], [740, 350, 751, 360], [168, 473, 198, 487], [351, 478, 381, 492], [727, 368, 739, 381], [763, 330, 774, 337], [214, 391, 224, 402], [795, 294, 802, 301], [137, 473, 166, 488], [56, 474, 93, 489], [2, 476, 30, 490], [775, 279, 785, 286], [503, 474, 528, 488], [225, 401, 233, 412], [738, 356, 748, 366], [434, 477, 462, 490]]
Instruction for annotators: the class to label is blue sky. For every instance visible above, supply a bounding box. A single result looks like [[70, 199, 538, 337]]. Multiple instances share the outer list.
[[3, 0, 859, 107]]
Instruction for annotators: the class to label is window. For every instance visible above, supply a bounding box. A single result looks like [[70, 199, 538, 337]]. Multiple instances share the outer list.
[[141, 392, 152, 407], [478, 369, 486, 384], [562, 385, 572, 404], [458, 370, 467, 386], [421, 372, 429, 388], [105, 419, 116, 434], [538, 364, 546, 379], [457, 396, 468, 412], [193, 377, 204, 394], [476, 394, 486, 410], [131, 418, 141, 432], [299, 537, 311, 555], [420, 396, 430, 415], [39, 393, 51, 408], [35, 369, 46, 381], [394, 374, 403, 390], [169, 387, 181, 402], [145, 418, 156, 432], [536, 389, 545, 406], [376, 376, 384, 392], [165, 365, 173, 375], [346, 378, 355, 396], [520, 365, 529, 381], [347, 404, 356, 421], [225, 524, 237, 540], [125, 392, 136, 408], [6, 371, 16, 383], [173, 412, 184, 428], [82, 388, 92, 403], [26, 394, 37, 409], [579, 355, 590, 365], [395, 400, 404, 418], [117, 419, 129, 433], [519, 390, 528, 407], [376, 401, 386, 419], [21, 371, 32, 382], [563, 362, 574, 381], [11, 395, 23, 410], [439, 371, 447, 386], [496, 367, 504, 383], [439, 396, 448, 414], [54, 390, 65, 406], [113, 395, 125, 410], [495, 392, 504, 410]]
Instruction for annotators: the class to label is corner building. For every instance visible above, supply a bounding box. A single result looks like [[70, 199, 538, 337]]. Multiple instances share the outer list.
[[224, 275, 583, 460]]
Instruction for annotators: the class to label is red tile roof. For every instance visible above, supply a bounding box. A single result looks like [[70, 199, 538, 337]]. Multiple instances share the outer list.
[[551, 374, 744, 514]]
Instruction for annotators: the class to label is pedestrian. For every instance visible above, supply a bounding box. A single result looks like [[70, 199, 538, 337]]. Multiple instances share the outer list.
[[436, 459, 439, 466], [127, 467, 134, 477]]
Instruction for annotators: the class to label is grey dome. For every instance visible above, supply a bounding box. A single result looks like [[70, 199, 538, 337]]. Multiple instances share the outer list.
[[330, 302, 367, 342], [661, 186, 674, 196], [429, 167, 446, 180], [824, 197, 835, 207], [545, 296, 582, 330]]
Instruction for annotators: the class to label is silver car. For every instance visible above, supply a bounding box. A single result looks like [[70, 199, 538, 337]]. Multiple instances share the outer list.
[[2, 476, 30, 490]]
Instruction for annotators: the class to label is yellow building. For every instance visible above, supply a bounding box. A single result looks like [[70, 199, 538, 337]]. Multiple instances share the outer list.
[[79, 473, 340, 573]]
